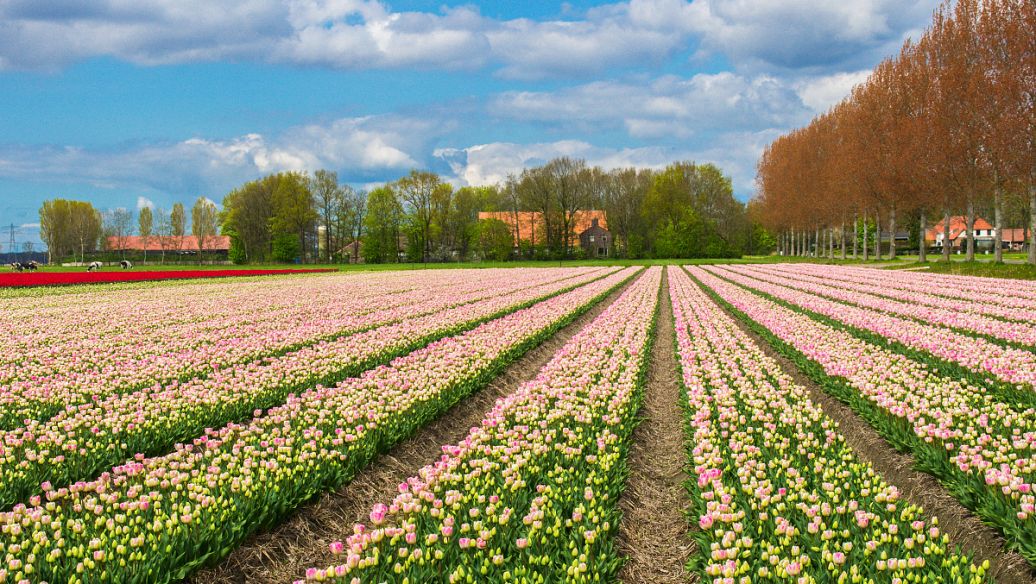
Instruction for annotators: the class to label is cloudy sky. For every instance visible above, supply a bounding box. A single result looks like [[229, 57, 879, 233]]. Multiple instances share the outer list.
[[0, 0, 940, 247]]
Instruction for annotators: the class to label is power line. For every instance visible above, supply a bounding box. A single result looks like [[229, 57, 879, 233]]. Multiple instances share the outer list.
[[7, 223, 17, 257]]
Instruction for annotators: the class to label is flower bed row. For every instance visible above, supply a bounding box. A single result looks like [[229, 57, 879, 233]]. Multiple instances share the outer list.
[[780, 262, 1036, 309], [0, 268, 339, 288], [0, 267, 640, 584], [0, 268, 604, 428], [1, 270, 406, 373], [669, 267, 987, 582], [770, 264, 1036, 322], [0, 267, 599, 388], [732, 264, 1036, 344], [689, 266, 1036, 566], [299, 267, 661, 584], [704, 265, 1036, 391], [0, 267, 619, 509]]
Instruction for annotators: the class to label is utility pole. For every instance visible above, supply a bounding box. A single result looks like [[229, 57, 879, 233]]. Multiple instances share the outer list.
[[7, 223, 17, 262]]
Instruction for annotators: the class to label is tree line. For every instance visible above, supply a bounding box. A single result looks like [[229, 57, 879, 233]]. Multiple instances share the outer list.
[[755, 0, 1035, 265], [37, 158, 772, 265], [39, 197, 218, 264], [222, 159, 768, 263]]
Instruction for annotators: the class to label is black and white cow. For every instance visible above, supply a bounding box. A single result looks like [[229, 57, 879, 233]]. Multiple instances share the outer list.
[[87, 261, 102, 272], [119, 260, 133, 269]]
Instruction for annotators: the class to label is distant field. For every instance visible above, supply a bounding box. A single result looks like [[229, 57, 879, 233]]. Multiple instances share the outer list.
[[0, 267, 336, 287]]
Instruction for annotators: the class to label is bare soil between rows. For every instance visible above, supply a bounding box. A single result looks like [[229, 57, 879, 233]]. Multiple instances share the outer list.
[[616, 268, 694, 583], [188, 274, 640, 584], [716, 290, 1036, 584]]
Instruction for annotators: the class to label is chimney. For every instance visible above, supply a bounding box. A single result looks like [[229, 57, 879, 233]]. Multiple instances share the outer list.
[[591, 218, 599, 228]]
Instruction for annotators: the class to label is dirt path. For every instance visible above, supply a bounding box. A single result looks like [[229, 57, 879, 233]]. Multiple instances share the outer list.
[[616, 269, 694, 584], [717, 292, 1036, 584], [188, 274, 640, 584]]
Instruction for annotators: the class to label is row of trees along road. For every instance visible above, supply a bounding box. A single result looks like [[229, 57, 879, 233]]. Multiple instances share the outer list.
[[222, 159, 771, 263], [756, 0, 1036, 265], [39, 197, 216, 264]]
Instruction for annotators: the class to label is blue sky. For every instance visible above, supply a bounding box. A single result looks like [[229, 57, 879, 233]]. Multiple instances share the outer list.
[[0, 0, 940, 248]]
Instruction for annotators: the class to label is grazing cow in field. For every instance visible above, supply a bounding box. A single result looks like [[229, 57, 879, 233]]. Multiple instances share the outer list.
[[120, 260, 133, 269], [87, 261, 102, 272], [9, 262, 22, 272], [23, 261, 39, 271]]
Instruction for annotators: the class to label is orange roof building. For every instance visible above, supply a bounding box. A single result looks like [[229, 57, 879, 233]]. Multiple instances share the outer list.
[[925, 216, 994, 247], [478, 210, 608, 247], [106, 235, 231, 252]]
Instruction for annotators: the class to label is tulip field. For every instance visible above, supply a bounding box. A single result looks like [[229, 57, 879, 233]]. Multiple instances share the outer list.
[[1, 264, 1033, 583]]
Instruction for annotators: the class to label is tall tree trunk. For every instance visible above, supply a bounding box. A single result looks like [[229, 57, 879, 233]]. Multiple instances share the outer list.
[[840, 220, 846, 259], [994, 183, 1004, 263], [965, 199, 976, 262], [862, 211, 869, 261], [853, 215, 858, 259], [1029, 185, 1036, 266], [918, 208, 927, 263], [943, 207, 952, 262], [873, 208, 881, 260], [829, 227, 834, 259], [888, 204, 896, 260], [814, 226, 820, 258]]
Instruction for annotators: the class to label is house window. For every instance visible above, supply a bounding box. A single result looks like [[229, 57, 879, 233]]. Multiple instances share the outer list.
[[589, 235, 595, 243]]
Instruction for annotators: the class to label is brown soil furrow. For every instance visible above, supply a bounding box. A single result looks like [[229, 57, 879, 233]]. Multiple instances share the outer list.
[[715, 290, 1036, 584], [187, 273, 639, 584], [617, 268, 694, 584]]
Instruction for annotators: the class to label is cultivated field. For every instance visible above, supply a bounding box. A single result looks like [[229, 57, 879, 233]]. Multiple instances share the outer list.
[[0, 264, 1033, 583]]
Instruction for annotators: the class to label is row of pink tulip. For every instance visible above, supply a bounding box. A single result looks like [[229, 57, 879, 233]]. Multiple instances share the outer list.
[[704, 265, 1036, 390], [0, 268, 604, 428], [739, 264, 1036, 335], [299, 268, 661, 584], [690, 266, 1036, 565], [774, 263, 1036, 311], [0, 272, 413, 366], [0, 267, 597, 386], [670, 267, 986, 582], [0, 267, 640, 584], [0, 267, 618, 508]]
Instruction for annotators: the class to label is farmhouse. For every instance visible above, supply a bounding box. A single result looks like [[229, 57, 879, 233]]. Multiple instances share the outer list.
[[106, 235, 231, 255], [579, 218, 611, 258], [480, 210, 609, 250], [1000, 228, 1029, 251], [925, 216, 995, 251]]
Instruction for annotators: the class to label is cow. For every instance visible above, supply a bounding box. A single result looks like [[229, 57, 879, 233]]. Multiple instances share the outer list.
[[87, 261, 102, 272], [22, 261, 39, 272], [119, 260, 133, 269], [9, 262, 22, 272]]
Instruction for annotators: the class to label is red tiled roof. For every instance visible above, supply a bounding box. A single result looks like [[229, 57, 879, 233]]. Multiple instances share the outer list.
[[106, 235, 231, 251], [925, 216, 994, 242], [478, 211, 608, 246]]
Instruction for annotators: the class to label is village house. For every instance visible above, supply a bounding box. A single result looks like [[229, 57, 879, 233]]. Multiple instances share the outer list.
[[925, 216, 996, 252], [106, 235, 231, 256], [477, 210, 611, 256], [579, 218, 611, 258]]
